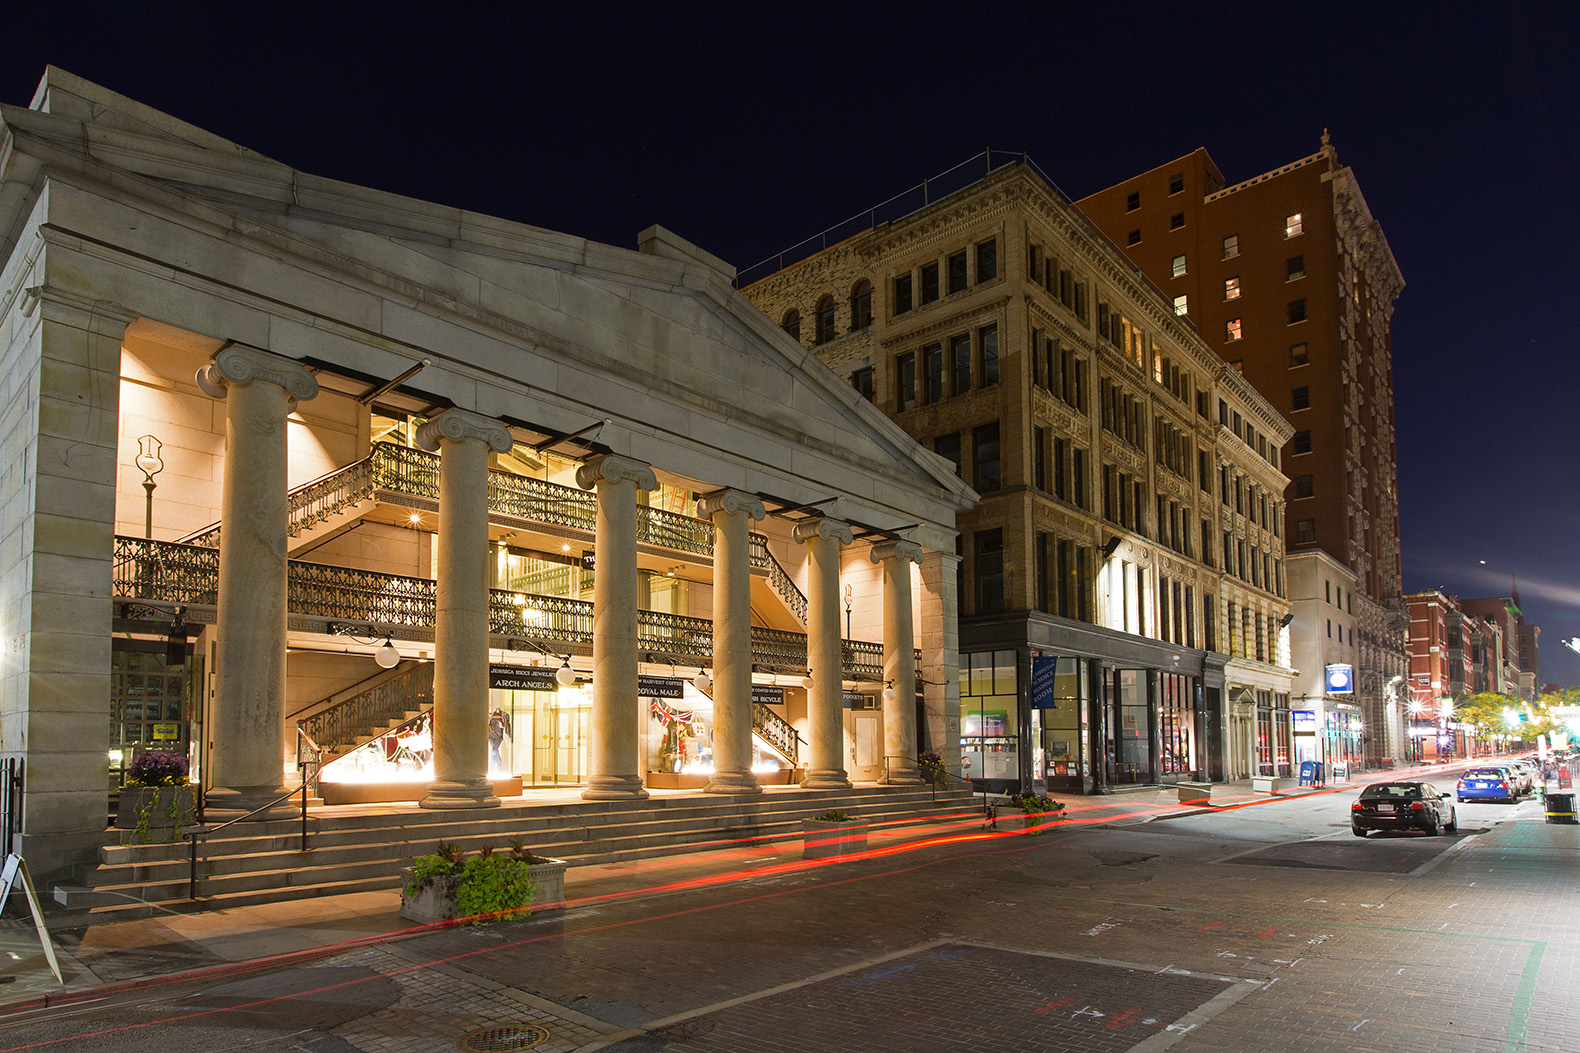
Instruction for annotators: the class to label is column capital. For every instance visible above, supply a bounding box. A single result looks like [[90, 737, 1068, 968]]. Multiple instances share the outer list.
[[793, 516, 853, 546], [870, 539, 923, 566], [576, 454, 657, 492], [415, 409, 514, 454], [696, 489, 765, 522], [196, 346, 319, 405]]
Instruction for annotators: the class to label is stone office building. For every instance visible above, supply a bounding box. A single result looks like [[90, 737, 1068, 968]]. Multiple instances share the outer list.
[[741, 157, 1295, 793], [0, 69, 975, 880]]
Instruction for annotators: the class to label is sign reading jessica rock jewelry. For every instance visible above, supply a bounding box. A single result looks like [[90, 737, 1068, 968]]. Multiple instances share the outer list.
[[1324, 664, 1354, 694], [489, 664, 562, 691]]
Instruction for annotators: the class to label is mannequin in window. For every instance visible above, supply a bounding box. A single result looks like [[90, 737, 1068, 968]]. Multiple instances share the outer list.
[[488, 707, 512, 772]]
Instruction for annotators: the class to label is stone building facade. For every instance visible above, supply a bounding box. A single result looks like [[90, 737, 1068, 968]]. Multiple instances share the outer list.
[[0, 69, 975, 880], [742, 160, 1294, 793]]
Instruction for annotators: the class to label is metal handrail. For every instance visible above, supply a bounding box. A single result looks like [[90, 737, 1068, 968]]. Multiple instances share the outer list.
[[187, 735, 317, 899]]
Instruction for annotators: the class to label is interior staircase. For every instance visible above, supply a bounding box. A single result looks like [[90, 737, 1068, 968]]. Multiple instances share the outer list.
[[53, 785, 981, 922]]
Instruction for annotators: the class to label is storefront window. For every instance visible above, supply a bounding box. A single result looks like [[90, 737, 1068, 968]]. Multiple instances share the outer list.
[[1158, 672, 1198, 779], [960, 649, 1018, 788], [1257, 691, 1292, 777], [1112, 670, 1151, 784], [1038, 656, 1088, 787]]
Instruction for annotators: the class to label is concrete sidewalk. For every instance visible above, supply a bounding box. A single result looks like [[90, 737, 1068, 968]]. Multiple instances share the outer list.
[[0, 772, 1369, 1010]]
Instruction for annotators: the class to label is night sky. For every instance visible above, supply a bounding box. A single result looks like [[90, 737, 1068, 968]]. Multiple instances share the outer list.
[[11, 4, 1580, 682]]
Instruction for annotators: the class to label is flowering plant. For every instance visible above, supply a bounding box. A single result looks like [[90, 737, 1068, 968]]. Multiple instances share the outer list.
[[126, 750, 188, 787]]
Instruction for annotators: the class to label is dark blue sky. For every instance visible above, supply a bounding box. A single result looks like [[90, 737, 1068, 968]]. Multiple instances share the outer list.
[[11, 3, 1580, 683]]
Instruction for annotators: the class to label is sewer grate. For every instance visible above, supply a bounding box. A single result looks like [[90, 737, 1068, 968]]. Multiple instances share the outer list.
[[455, 1023, 551, 1051]]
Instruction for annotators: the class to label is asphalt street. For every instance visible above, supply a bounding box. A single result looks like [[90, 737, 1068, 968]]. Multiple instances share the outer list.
[[1, 774, 1575, 1053]]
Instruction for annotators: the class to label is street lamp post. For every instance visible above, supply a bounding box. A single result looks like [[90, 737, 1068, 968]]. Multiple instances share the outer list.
[[135, 434, 165, 538]]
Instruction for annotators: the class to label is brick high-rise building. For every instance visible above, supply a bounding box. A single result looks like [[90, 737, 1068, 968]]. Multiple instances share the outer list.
[[1076, 135, 1408, 767]]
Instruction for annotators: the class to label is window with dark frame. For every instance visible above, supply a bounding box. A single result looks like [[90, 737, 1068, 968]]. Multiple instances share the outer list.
[[851, 366, 874, 402], [781, 310, 800, 342], [1292, 386, 1310, 410], [975, 529, 1005, 613], [1286, 255, 1305, 280], [923, 343, 943, 404], [1169, 212, 1185, 230], [893, 274, 913, 314], [920, 261, 940, 304], [1289, 342, 1309, 366], [950, 333, 971, 395], [976, 239, 997, 281], [851, 280, 873, 330], [1222, 234, 1239, 258], [1295, 518, 1316, 543], [1168, 172, 1184, 195], [979, 325, 999, 386], [1294, 474, 1314, 498], [896, 351, 916, 411], [934, 433, 961, 476], [814, 296, 836, 345], [973, 422, 1001, 491], [1292, 429, 1312, 454], [1126, 191, 1140, 211], [1287, 298, 1307, 324], [947, 250, 968, 294], [1127, 230, 1141, 246]]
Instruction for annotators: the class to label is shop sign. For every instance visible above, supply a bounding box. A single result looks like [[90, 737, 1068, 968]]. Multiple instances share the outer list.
[[842, 691, 868, 709], [1292, 710, 1318, 733], [752, 686, 785, 706], [151, 723, 180, 740], [637, 675, 685, 699], [1031, 655, 1059, 709], [489, 664, 561, 692], [1324, 664, 1354, 694], [580, 552, 596, 571]]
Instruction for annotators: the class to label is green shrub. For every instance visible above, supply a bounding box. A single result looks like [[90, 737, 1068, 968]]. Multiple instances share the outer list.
[[811, 810, 857, 822], [404, 842, 537, 924]]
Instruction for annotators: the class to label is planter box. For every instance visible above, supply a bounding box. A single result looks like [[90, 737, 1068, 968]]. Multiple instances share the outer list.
[[114, 784, 200, 844], [1176, 782, 1217, 805], [801, 819, 869, 860], [1252, 776, 1281, 793], [400, 857, 568, 925], [321, 777, 522, 806]]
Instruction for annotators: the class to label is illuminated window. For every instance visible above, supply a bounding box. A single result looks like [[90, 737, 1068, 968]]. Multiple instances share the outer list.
[[1222, 234, 1239, 259], [1289, 342, 1309, 366], [1285, 212, 1304, 238], [1171, 254, 1187, 277], [1230, 359, 1244, 375], [1224, 276, 1241, 300], [1172, 294, 1188, 316], [1226, 318, 1243, 342]]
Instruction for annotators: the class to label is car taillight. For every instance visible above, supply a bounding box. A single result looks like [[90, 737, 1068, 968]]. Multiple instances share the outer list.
[[1350, 802, 1363, 811], [1410, 802, 1426, 811], [1499, 782, 1508, 790]]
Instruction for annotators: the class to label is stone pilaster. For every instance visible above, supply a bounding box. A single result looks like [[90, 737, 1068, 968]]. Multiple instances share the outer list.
[[577, 455, 657, 800], [416, 410, 513, 809], [698, 490, 766, 794], [873, 540, 924, 784], [196, 346, 319, 819], [794, 516, 854, 789]]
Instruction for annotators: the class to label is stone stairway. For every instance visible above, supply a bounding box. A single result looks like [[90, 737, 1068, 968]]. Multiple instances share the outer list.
[[54, 785, 983, 922]]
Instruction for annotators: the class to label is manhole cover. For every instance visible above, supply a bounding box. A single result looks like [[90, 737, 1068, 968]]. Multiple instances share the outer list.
[[456, 1023, 551, 1051]]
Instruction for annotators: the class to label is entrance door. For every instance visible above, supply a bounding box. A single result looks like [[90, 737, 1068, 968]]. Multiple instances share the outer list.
[[532, 695, 590, 785], [845, 710, 884, 781]]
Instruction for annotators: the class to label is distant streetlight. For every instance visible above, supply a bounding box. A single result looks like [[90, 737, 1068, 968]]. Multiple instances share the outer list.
[[135, 434, 164, 538]]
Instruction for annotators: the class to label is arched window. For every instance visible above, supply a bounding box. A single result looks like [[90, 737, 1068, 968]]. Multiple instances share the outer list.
[[814, 296, 837, 345], [781, 309, 800, 342], [850, 280, 872, 331]]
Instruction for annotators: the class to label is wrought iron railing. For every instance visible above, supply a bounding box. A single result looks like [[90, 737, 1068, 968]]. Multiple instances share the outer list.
[[749, 534, 808, 624], [114, 537, 219, 603], [175, 442, 810, 625], [297, 662, 434, 755], [752, 704, 801, 766]]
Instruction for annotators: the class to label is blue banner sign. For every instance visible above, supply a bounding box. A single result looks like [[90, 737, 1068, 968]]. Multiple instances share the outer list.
[[1032, 655, 1060, 709]]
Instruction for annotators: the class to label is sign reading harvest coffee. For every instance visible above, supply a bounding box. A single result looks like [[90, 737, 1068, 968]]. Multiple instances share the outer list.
[[637, 676, 685, 699], [489, 664, 562, 692]]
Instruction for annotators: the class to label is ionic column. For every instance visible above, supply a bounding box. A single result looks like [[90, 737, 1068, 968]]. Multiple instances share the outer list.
[[698, 490, 766, 794], [196, 346, 318, 819], [417, 410, 513, 810], [577, 455, 656, 800], [794, 516, 854, 789], [873, 540, 924, 784]]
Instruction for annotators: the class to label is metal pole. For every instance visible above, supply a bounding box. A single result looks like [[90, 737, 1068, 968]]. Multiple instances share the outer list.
[[188, 831, 198, 900], [143, 480, 155, 538]]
